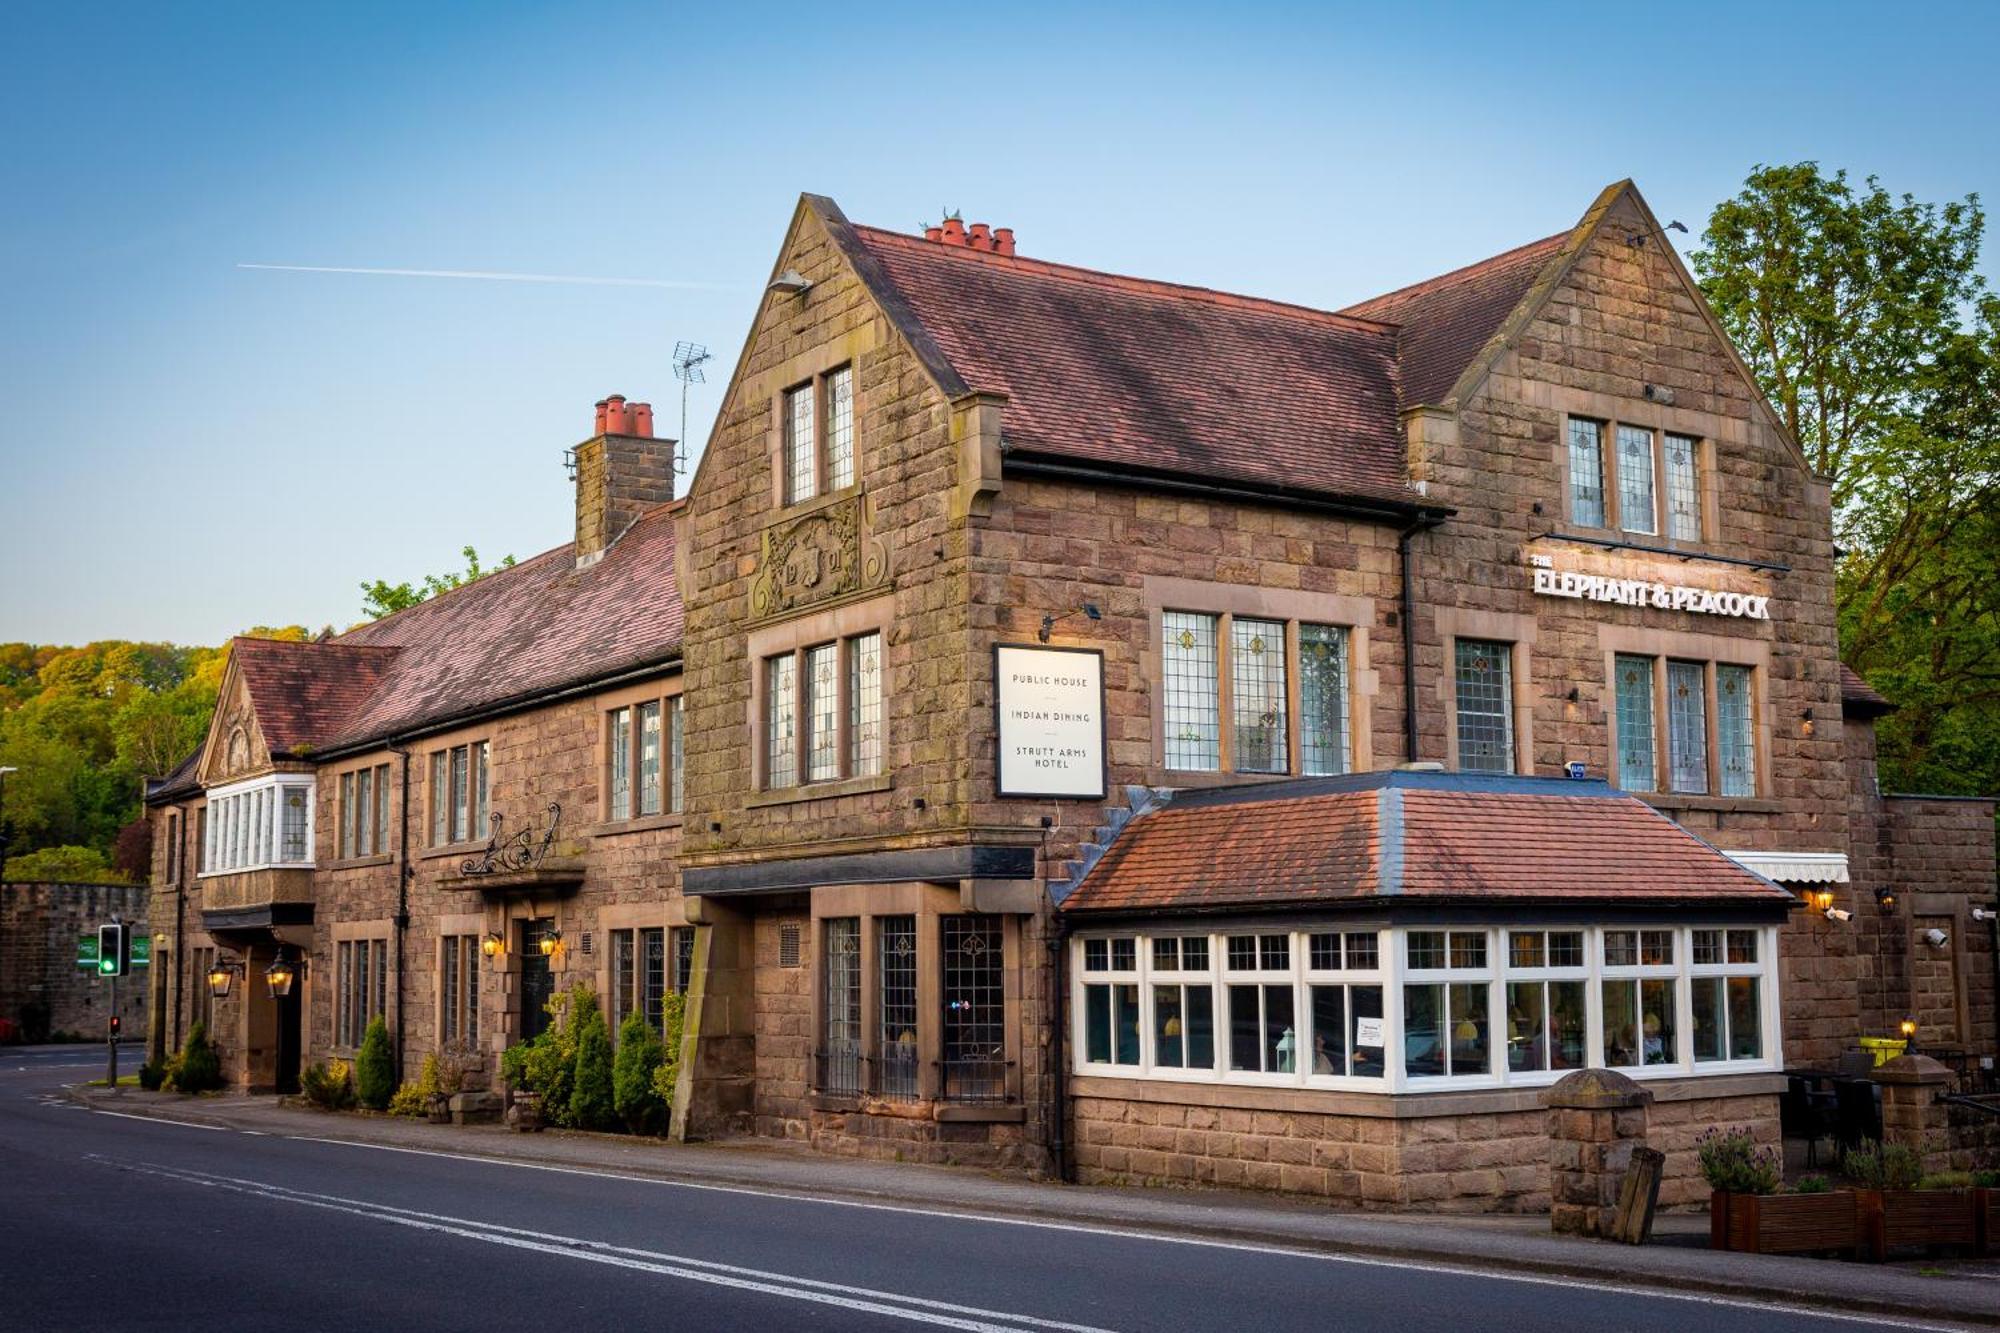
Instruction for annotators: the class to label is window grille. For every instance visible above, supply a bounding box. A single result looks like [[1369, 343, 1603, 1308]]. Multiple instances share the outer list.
[[766, 655, 797, 788], [1665, 433, 1701, 542], [1453, 639, 1513, 773], [819, 918, 862, 1096], [784, 383, 816, 503], [1161, 611, 1220, 771], [1568, 418, 1605, 526], [878, 915, 919, 1099], [1614, 655, 1657, 791], [805, 643, 840, 781], [610, 929, 635, 1033], [1298, 623, 1349, 775], [608, 707, 632, 820], [1617, 424, 1657, 534], [450, 745, 470, 842], [1716, 664, 1754, 796], [848, 631, 882, 776], [429, 752, 448, 845], [355, 768, 373, 857], [641, 927, 666, 1030], [1229, 616, 1287, 774], [778, 922, 802, 969], [824, 366, 855, 491], [670, 926, 695, 994], [1667, 661, 1709, 794], [941, 915, 1006, 1102], [637, 701, 661, 817], [473, 741, 489, 838]]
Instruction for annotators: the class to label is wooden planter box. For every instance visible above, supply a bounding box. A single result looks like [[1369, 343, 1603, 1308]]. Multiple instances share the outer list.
[[1710, 1190, 1860, 1254], [1862, 1188, 1991, 1258]]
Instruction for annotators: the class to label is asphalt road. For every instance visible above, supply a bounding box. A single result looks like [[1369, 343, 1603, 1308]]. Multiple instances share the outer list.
[[0, 1053, 1965, 1332]]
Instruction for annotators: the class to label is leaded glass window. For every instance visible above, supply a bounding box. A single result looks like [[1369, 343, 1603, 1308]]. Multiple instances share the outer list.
[[1454, 639, 1513, 773], [848, 630, 882, 776], [1230, 616, 1287, 774], [281, 786, 309, 862], [610, 929, 635, 1033], [783, 382, 816, 503], [607, 706, 632, 820], [430, 751, 448, 845], [1617, 424, 1657, 535], [824, 365, 854, 491], [450, 744, 470, 842], [1568, 418, 1606, 527], [1665, 433, 1701, 542], [1667, 661, 1709, 794], [805, 643, 840, 782], [1717, 664, 1754, 796], [878, 915, 919, 1099], [473, 741, 489, 838], [941, 915, 1005, 1103], [339, 772, 355, 857], [634, 701, 661, 817], [355, 768, 374, 857], [1162, 611, 1220, 771], [668, 695, 685, 813], [641, 927, 666, 1031], [1614, 654, 1657, 791], [820, 918, 862, 1095], [766, 654, 797, 788], [1299, 623, 1349, 776]]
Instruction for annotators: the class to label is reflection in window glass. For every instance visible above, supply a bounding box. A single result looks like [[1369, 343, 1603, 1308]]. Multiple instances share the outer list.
[[848, 632, 882, 776], [1408, 931, 1445, 970], [1615, 655, 1657, 791], [1405, 984, 1444, 1076], [1617, 424, 1657, 534], [638, 700, 662, 817], [1727, 977, 1761, 1060], [1162, 612, 1221, 771], [1230, 617, 1288, 774], [806, 644, 840, 782], [1668, 661, 1709, 794], [1717, 665, 1755, 797], [1568, 418, 1606, 527], [608, 707, 632, 820], [1299, 623, 1349, 776]]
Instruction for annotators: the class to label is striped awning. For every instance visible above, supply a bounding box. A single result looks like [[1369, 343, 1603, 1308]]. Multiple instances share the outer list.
[[1721, 850, 1850, 884]]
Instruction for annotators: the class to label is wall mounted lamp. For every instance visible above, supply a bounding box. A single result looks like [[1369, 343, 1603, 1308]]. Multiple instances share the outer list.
[[480, 932, 504, 959], [1801, 708, 1816, 738], [1804, 888, 1835, 913], [768, 268, 813, 297], [1875, 887, 1898, 911], [1038, 603, 1101, 643], [265, 949, 301, 1000], [539, 928, 563, 958], [206, 956, 243, 1000]]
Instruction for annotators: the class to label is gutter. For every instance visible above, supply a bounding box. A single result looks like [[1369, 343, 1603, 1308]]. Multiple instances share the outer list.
[[1004, 454, 1453, 528], [1398, 512, 1447, 762]]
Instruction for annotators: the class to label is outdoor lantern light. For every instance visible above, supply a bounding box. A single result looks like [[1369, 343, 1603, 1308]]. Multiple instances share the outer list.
[[206, 957, 239, 999], [1805, 888, 1835, 913], [265, 950, 298, 999], [539, 929, 562, 958], [1801, 707, 1816, 737], [1900, 1016, 1918, 1040], [1876, 887, 1898, 911], [481, 932, 504, 959]]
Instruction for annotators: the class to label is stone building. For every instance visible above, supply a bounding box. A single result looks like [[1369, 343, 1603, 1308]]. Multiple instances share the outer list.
[[144, 183, 1996, 1208], [1, 880, 149, 1043]]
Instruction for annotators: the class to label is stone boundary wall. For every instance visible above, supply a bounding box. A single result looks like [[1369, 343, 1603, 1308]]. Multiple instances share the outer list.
[[1, 881, 150, 1042], [1070, 1076, 1780, 1212]]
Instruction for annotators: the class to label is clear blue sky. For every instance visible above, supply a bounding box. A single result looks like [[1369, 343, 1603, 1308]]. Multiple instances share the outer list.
[[3, 1, 1994, 645]]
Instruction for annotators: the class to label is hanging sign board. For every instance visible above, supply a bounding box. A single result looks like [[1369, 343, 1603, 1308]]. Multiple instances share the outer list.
[[994, 644, 1107, 800]]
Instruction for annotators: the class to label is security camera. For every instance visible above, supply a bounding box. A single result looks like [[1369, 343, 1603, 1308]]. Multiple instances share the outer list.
[[1824, 907, 1852, 923], [1923, 927, 1949, 948], [1974, 907, 1997, 923]]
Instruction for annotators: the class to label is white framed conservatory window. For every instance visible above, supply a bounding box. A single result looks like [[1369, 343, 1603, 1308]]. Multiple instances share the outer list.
[[1071, 924, 1778, 1093], [199, 775, 314, 874]]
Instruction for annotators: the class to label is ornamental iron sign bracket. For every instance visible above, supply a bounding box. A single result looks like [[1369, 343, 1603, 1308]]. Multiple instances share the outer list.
[[460, 803, 562, 877]]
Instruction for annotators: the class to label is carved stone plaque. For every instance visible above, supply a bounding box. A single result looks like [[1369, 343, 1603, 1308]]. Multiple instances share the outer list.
[[749, 493, 888, 620]]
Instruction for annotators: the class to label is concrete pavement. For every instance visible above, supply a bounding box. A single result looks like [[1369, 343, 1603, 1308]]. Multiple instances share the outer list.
[[54, 1073, 2000, 1329]]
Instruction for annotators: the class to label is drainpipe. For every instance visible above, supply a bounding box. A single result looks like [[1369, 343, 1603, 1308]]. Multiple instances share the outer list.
[[171, 801, 188, 1057], [1048, 914, 1071, 1183], [391, 745, 412, 1082], [1398, 515, 1445, 764]]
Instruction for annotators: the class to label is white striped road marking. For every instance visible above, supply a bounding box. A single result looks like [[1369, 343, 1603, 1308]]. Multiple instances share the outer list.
[[98, 1158, 1120, 1333]]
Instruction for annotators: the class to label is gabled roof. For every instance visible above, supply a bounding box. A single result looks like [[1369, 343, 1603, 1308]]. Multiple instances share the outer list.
[[1339, 233, 1568, 410], [230, 637, 401, 757], [1060, 769, 1792, 915], [1840, 663, 1895, 719], [833, 209, 1419, 510], [145, 746, 204, 804], [325, 499, 684, 751]]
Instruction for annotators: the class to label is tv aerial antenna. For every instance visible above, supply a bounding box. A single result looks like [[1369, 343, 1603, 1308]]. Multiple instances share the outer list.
[[671, 340, 712, 474]]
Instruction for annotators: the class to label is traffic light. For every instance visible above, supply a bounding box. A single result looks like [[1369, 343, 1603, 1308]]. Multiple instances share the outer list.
[[108, 1014, 121, 1036], [96, 923, 129, 977]]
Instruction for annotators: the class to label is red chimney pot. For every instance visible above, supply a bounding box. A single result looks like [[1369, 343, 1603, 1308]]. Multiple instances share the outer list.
[[925, 225, 943, 243], [967, 222, 993, 251], [993, 227, 1016, 257], [594, 398, 610, 434], [941, 217, 966, 246], [630, 402, 653, 438]]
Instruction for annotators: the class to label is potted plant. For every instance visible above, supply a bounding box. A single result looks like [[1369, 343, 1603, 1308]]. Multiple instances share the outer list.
[[1706, 1128, 1860, 1254], [1840, 1144, 1986, 1258]]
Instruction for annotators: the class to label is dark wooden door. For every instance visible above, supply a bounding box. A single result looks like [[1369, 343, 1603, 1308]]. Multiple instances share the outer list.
[[519, 918, 556, 1041]]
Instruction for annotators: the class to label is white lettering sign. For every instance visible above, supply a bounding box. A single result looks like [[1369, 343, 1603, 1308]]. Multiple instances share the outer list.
[[1531, 568, 1770, 621], [995, 646, 1106, 799]]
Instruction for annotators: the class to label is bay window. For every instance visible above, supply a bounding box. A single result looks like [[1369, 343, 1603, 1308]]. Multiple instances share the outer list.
[[1073, 923, 1776, 1090], [200, 776, 315, 873], [1161, 611, 1351, 777]]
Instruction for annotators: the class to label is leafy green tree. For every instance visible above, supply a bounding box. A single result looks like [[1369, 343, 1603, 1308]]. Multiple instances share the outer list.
[[355, 1015, 396, 1110], [612, 1009, 668, 1134], [569, 1002, 617, 1131], [360, 546, 517, 621], [1694, 164, 1998, 798], [1, 844, 124, 884]]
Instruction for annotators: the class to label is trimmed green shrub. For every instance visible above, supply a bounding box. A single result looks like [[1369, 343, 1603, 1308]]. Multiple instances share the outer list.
[[570, 1003, 616, 1131], [648, 990, 687, 1117], [1696, 1126, 1781, 1195], [387, 1052, 442, 1117], [612, 1010, 667, 1135], [1973, 1169, 2000, 1189], [499, 983, 597, 1128], [137, 1060, 165, 1092], [1791, 1174, 1833, 1194], [169, 1021, 223, 1094], [1916, 1170, 1974, 1191], [1842, 1141, 1922, 1191], [301, 1059, 357, 1110], [355, 1015, 395, 1110]]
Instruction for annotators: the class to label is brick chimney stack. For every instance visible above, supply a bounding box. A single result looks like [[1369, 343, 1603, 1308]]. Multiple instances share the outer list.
[[575, 394, 674, 568]]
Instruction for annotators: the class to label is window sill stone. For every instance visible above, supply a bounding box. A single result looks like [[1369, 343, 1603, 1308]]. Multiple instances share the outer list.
[[327, 853, 396, 870], [418, 840, 488, 862], [746, 772, 893, 809], [588, 813, 685, 838], [1641, 794, 1782, 816]]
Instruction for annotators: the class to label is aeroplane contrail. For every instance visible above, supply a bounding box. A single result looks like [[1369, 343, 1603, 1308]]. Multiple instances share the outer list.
[[236, 262, 740, 291]]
